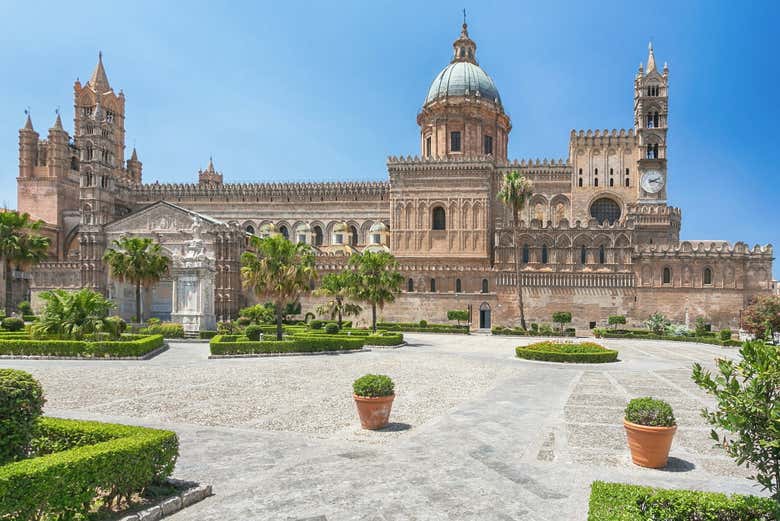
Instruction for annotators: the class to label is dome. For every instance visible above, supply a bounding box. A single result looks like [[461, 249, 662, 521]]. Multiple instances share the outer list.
[[369, 221, 388, 232], [425, 61, 501, 106]]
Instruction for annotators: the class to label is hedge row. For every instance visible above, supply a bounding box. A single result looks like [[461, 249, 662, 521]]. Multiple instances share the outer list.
[[516, 341, 618, 363], [137, 322, 184, 338], [199, 330, 218, 339], [376, 322, 469, 334], [594, 329, 741, 347], [587, 481, 778, 520], [210, 334, 366, 355], [0, 334, 164, 357], [363, 333, 404, 346], [0, 417, 178, 521], [492, 326, 576, 337]]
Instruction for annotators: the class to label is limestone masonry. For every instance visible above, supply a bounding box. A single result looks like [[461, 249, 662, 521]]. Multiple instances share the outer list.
[[15, 24, 774, 330]]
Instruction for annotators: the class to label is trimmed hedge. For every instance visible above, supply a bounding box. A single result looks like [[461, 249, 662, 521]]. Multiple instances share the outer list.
[[376, 322, 469, 334], [0, 334, 164, 357], [492, 326, 576, 337], [0, 370, 45, 464], [516, 341, 618, 363], [210, 334, 366, 355], [364, 333, 404, 346], [0, 417, 178, 520], [199, 330, 218, 339], [587, 481, 778, 520], [594, 329, 741, 347], [138, 322, 184, 338]]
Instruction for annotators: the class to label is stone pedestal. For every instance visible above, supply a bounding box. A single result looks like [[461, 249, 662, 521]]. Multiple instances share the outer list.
[[171, 266, 216, 332]]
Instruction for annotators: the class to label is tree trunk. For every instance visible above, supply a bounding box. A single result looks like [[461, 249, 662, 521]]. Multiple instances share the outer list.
[[2, 258, 10, 316], [135, 281, 142, 324], [514, 228, 527, 330], [337, 297, 343, 329], [275, 306, 283, 341], [372, 303, 377, 332]]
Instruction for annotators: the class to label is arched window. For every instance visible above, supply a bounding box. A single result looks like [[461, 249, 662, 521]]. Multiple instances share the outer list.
[[663, 267, 672, 284], [245, 225, 255, 235], [455, 278, 462, 293], [590, 198, 622, 225], [609, 178, 614, 187], [599, 245, 605, 264], [313, 226, 323, 246], [522, 244, 530, 264], [703, 267, 712, 286], [580, 245, 587, 264], [578, 177, 583, 187], [350, 225, 359, 245], [432, 207, 446, 230], [541, 245, 549, 264], [625, 177, 630, 187], [407, 278, 414, 292], [594, 177, 599, 187], [430, 278, 436, 292], [481, 278, 489, 294], [279, 225, 289, 239]]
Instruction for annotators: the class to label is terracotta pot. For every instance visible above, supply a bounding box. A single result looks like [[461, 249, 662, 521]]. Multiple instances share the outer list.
[[353, 394, 395, 430], [624, 419, 677, 468]]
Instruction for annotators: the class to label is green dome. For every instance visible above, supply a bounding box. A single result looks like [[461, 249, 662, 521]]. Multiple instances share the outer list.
[[425, 61, 501, 106]]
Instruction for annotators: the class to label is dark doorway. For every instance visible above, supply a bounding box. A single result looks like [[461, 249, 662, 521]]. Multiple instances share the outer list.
[[479, 302, 491, 329]]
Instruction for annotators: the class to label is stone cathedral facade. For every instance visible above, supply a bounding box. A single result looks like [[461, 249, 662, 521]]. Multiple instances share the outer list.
[[15, 24, 774, 331]]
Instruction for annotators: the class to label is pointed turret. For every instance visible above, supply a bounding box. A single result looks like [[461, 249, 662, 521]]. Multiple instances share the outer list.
[[23, 113, 34, 131], [127, 146, 142, 183], [88, 51, 111, 93], [51, 112, 64, 131], [130, 147, 138, 162], [198, 156, 223, 186], [646, 42, 656, 74]]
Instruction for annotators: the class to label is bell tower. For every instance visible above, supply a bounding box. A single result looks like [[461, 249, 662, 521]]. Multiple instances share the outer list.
[[634, 43, 669, 202]]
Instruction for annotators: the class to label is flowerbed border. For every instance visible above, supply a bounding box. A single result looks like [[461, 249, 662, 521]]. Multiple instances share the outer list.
[[118, 479, 212, 521], [209, 347, 371, 359], [0, 343, 169, 361]]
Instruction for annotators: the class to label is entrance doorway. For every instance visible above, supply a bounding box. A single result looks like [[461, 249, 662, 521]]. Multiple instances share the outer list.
[[479, 302, 491, 329]]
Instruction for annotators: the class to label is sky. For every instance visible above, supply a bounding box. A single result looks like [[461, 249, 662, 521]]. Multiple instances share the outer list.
[[0, 0, 777, 277]]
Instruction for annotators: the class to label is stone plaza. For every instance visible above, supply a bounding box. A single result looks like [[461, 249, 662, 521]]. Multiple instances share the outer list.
[[0, 334, 761, 520]]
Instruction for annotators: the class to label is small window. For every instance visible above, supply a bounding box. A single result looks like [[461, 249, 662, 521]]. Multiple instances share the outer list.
[[663, 267, 672, 284], [432, 207, 446, 230], [609, 178, 614, 187], [245, 225, 255, 235], [625, 168, 630, 176], [594, 177, 599, 187], [430, 279, 436, 292], [580, 245, 587, 264], [609, 168, 613, 176], [541, 245, 549, 264], [334, 233, 343, 245], [483, 135, 493, 155], [522, 244, 529, 264], [314, 226, 323, 246], [425, 136, 432, 157], [371, 233, 380, 244], [599, 245, 605, 264], [350, 225, 359, 245], [578, 178, 583, 187], [455, 278, 462, 293], [450, 131, 461, 152], [578, 168, 583, 176], [407, 278, 414, 292], [298, 234, 307, 244], [279, 226, 289, 239], [625, 178, 630, 187], [703, 268, 712, 285], [481, 278, 489, 293]]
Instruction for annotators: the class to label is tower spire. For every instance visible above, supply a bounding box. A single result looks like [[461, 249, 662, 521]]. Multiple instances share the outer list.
[[52, 109, 63, 131], [452, 13, 477, 64], [88, 51, 111, 93], [23, 109, 34, 131], [646, 42, 656, 73]]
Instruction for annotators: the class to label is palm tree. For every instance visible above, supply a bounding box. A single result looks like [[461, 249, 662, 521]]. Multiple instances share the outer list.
[[31, 288, 115, 339], [0, 211, 51, 314], [103, 237, 170, 323], [497, 171, 533, 330], [241, 234, 317, 340], [347, 251, 402, 331], [314, 271, 362, 328]]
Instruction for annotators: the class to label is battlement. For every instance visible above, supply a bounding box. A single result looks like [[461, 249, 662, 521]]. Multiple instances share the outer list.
[[569, 128, 637, 147], [636, 241, 773, 257], [515, 217, 636, 231], [135, 180, 390, 201]]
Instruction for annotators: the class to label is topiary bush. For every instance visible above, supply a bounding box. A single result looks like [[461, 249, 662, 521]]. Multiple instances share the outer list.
[[625, 397, 675, 427], [719, 328, 732, 342], [324, 322, 340, 334], [236, 316, 252, 327], [0, 369, 45, 464], [309, 319, 325, 330], [552, 311, 572, 332], [515, 341, 618, 363], [419, 319, 428, 327], [353, 374, 394, 397], [16, 301, 32, 315], [244, 324, 264, 341], [1, 317, 25, 332]]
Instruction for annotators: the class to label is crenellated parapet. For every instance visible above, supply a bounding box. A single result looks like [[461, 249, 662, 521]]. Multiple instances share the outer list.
[[636, 241, 773, 258], [134, 180, 390, 202], [569, 128, 637, 147]]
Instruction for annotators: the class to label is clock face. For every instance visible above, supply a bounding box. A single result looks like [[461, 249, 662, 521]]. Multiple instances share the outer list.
[[641, 170, 665, 194]]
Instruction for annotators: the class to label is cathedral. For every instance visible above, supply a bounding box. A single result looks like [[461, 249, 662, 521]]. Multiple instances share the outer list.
[[15, 23, 774, 331]]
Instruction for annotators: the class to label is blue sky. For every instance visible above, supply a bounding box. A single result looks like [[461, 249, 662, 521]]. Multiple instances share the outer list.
[[1, 0, 777, 277]]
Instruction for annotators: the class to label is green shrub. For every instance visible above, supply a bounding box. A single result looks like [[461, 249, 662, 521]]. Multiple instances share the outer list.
[[364, 333, 404, 346], [419, 319, 428, 327], [552, 311, 572, 331], [1, 318, 24, 332], [324, 322, 340, 334], [16, 301, 32, 315], [376, 322, 469, 334], [0, 334, 163, 358], [310, 319, 325, 330], [693, 340, 780, 500], [515, 341, 618, 363], [209, 334, 365, 355], [624, 397, 675, 427], [645, 312, 670, 335], [21, 315, 38, 322], [719, 328, 732, 341], [138, 322, 184, 338], [539, 323, 553, 335], [447, 310, 468, 325], [530, 323, 538, 333], [587, 481, 777, 520], [103, 316, 127, 339], [236, 316, 252, 327], [353, 374, 394, 397], [0, 370, 45, 464], [199, 330, 218, 339], [607, 315, 626, 328], [244, 324, 264, 341], [0, 417, 178, 520]]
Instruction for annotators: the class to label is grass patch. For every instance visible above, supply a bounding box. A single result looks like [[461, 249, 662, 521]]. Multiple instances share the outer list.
[[516, 341, 618, 363]]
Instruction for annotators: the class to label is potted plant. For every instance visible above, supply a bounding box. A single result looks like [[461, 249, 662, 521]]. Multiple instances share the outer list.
[[353, 374, 395, 430], [624, 397, 677, 468]]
